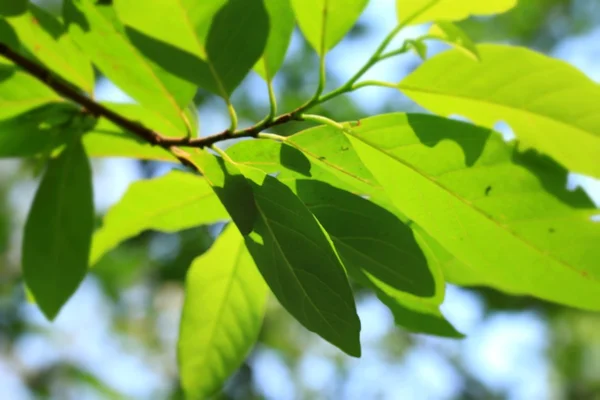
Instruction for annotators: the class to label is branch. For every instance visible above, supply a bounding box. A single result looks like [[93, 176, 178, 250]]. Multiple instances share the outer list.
[[0, 42, 301, 155]]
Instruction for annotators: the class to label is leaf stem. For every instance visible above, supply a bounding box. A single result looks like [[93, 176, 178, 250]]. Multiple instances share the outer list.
[[266, 80, 278, 120], [226, 101, 238, 132], [351, 80, 398, 90], [258, 132, 288, 142]]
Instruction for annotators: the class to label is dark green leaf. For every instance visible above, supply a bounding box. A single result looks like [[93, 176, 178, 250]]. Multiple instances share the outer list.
[[91, 171, 229, 265], [346, 112, 600, 310], [0, 0, 28, 17], [0, 103, 82, 158], [179, 224, 267, 399], [63, 0, 196, 127], [246, 175, 361, 356], [23, 138, 94, 320], [192, 151, 362, 356], [294, 179, 434, 297]]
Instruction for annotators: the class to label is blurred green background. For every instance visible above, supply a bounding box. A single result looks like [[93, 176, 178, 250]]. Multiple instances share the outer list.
[[1, 0, 600, 399]]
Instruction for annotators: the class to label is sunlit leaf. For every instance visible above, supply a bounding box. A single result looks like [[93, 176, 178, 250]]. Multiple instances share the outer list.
[[291, 0, 368, 55], [90, 171, 229, 266], [428, 21, 479, 60], [23, 138, 94, 320], [179, 224, 267, 399], [397, 0, 517, 26], [0, 66, 63, 120], [346, 112, 600, 310], [63, 0, 195, 127], [6, 3, 94, 92], [400, 45, 600, 177], [254, 0, 295, 81], [115, 0, 269, 98]]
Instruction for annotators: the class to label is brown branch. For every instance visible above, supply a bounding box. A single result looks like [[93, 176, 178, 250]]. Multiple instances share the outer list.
[[0, 42, 300, 156]]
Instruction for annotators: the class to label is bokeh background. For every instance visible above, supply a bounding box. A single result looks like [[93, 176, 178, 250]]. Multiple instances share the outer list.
[[1, 0, 600, 399]]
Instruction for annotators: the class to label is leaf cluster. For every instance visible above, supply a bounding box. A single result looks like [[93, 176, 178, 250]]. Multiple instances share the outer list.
[[0, 0, 598, 397]]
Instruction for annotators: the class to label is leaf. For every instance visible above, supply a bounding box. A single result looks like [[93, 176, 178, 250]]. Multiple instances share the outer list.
[[90, 171, 229, 266], [114, 0, 269, 98], [294, 179, 434, 297], [428, 21, 479, 60], [0, 103, 82, 158], [22, 138, 94, 320], [291, 0, 369, 55], [345, 112, 600, 310], [192, 151, 362, 356], [6, 3, 94, 92], [294, 180, 462, 337], [246, 175, 361, 356], [63, 0, 195, 127], [397, 0, 517, 26], [227, 139, 460, 337], [178, 224, 267, 399], [191, 150, 258, 236], [400, 44, 600, 177], [0, 0, 28, 17], [254, 0, 295, 81], [0, 66, 63, 120]]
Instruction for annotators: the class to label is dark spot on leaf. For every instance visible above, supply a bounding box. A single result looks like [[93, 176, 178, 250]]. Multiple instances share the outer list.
[[341, 146, 349, 151], [485, 186, 492, 196], [318, 156, 326, 161], [548, 228, 555, 233]]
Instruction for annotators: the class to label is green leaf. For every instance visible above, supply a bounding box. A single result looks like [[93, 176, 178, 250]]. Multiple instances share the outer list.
[[6, 3, 94, 92], [227, 139, 460, 337], [114, 0, 269, 98], [294, 179, 434, 297], [0, 0, 28, 17], [178, 224, 267, 399], [23, 138, 94, 320], [397, 0, 517, 26], [90, 170, 229, 266], [399, 44, 600, 177], [0, 66, 63, 120], [191, 150, 258, 236], [193, 151, 362, 356], [246, 175, 361, 356], [294, 180, 462, 337], [254, 0, 295, 81], [0, 103, 82, 158], [428, 21, 479, 60], [63, 0, 195, 127], [372, 228, 463, 337], [291, 0, 369, 55], [345, 113, 600, 310]]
